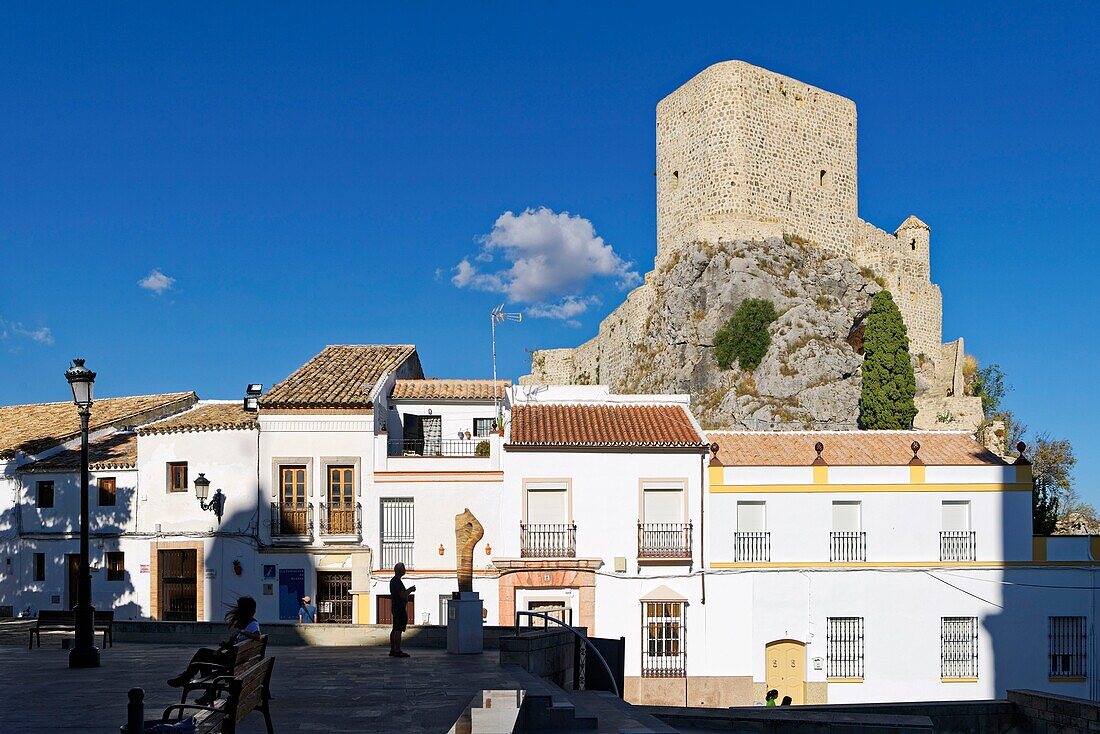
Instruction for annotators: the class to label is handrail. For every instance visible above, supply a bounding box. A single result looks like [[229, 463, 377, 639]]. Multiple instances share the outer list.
[[513, 610, 620, 698]]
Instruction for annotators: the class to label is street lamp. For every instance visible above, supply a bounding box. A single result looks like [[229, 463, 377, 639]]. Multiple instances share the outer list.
[[64, 358, 100, 669], [193, 473, 226, 523]]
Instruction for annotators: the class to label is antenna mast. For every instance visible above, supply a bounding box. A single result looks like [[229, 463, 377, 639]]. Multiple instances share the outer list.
[[491, 305, 522, 425]]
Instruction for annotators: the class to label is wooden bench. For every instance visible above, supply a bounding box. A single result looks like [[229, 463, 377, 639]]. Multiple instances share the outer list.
[[161, 657, 275, 734], [179, 635, 268, 703], [28, 609, 113, 649]]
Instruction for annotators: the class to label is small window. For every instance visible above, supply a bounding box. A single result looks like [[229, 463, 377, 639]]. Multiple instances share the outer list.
[[941, 617, 978, 679], [36, 481, 54, 509], [473, 418, 496, 438], [98, 477, 117, 507], [819, 169, 828, 187], [910, 238, 917, 251], [642, 601, 685, 677], [827, 617, 865, 679], [33, 553, 45, 582], [106, 552, 125, 581], [167, 462, 188, 493], [1050, 616, 1087, 678]]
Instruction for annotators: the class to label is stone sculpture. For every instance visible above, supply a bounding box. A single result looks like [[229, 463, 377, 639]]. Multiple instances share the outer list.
[[455, 508, 484, 593]]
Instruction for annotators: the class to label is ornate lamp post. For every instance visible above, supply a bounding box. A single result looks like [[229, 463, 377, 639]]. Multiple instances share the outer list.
[[193, 473, 226, 523], [65, 358, 100, 668]]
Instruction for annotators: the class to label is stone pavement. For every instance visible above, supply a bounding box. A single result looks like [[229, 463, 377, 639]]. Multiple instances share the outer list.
[[0, 638, 557, 734]]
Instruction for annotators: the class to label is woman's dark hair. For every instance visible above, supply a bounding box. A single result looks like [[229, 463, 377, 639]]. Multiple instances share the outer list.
[[225, 596, 257, 629], [781, 696, 792, 706], [766, 689, 778, 699]]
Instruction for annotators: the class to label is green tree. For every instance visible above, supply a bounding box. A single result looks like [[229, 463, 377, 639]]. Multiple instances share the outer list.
[[858, 291, 917, 429], [971, 363, 1008, 413], [714, 298, 778, 371]]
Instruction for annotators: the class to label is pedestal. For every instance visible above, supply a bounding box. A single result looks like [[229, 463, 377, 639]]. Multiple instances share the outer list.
[[447, 591, 484, 654]]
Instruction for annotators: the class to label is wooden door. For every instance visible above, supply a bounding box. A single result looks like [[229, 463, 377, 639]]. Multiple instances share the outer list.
[[316, 571, 352, 623], [158, 549, 198, 621], [67, 554, 80, 609], [375, 594, 415, 625], [765, 639, 805, 704], [327, 467, 355, 534]]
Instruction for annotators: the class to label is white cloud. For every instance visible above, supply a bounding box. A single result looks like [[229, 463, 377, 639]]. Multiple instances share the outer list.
[[138, 268, 175, 295], [526, 296, 601, 327], [0, 317, 54, 345], [451, 207, 639, 320]]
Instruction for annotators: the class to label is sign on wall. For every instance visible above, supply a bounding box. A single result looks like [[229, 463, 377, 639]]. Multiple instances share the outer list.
[[278, 568, 305, 620], [263, 564, 276, 580]]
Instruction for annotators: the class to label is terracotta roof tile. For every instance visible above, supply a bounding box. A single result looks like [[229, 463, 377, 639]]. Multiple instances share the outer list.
[[137, 402, 258, 435], [509, 404, 706, 448], [20, 432, 138, 472], [0, 392, 197, 459], [260, 345, 420, 409], [391, 379, 510, 401], [706, 431, 1007, 466]]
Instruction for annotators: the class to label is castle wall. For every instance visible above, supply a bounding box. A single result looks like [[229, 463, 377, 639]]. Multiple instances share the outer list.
[[656, 61, 858, 261]]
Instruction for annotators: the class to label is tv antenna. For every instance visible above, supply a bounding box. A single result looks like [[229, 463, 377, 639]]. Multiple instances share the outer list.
[[491, 305, 522, 424]]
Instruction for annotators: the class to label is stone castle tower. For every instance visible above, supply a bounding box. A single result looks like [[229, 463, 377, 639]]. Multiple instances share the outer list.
[[525, 61, 969, 428]]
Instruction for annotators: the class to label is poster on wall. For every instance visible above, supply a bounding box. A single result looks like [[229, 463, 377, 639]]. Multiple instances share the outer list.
[[278, 568, 305, 620]]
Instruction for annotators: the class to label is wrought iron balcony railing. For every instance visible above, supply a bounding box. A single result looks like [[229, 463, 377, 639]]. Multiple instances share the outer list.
[[387, 438, 490, 457], [520, 523, 577, 558], [734, 531, 770, 562], [270, 502, 313, 537], [320, 502, 362, 536], [940, 531, 976, 561], [638, 522, 693, 559], [830, 531, 867, 562]]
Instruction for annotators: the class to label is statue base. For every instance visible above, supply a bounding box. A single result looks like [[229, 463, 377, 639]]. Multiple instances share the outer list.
[[447, 591, 483, 654]]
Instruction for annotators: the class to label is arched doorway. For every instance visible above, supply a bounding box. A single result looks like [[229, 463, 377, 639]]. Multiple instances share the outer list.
[[765, 639, 806, 704]]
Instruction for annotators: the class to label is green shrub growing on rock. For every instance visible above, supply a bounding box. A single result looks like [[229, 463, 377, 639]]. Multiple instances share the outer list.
[[714, 298, 778, 371], [858, 291, 917, 429]]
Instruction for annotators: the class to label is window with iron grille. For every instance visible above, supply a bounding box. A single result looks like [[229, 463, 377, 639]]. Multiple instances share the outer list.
[[827, 617, 865, 679], [1049, 616, 1087, 678], [380, 498, 414, 569], [941, 617, 978, 678], [106, 552, 125, 581], [473, 418, 496, 438], [642, 601, 686, 678]]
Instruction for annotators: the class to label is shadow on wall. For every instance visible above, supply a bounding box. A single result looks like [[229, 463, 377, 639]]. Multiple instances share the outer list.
[[0, 482, 139, 619]]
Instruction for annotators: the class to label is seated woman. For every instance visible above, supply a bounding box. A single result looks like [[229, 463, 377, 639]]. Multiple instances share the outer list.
[[167, 596, 261, 700]]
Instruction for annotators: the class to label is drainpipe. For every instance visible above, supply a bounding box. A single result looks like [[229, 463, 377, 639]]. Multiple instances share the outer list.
[[1091, 536, 1098, 701], [700, 447, 707, 605]]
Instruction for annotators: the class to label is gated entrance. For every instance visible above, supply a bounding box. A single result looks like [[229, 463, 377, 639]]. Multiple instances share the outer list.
[[316, 571, 352, 623], [158, 549, 198, 621]]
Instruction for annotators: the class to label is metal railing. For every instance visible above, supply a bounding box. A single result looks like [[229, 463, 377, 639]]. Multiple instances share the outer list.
[[381, 541, 413, 569], [514, 610, 619, 698], [523, 605, 573, 628], [320, 502, 362, 536], [734, 531, 770, 562], [387, 438, 489, 457], [830, 531, 866, 562], [270, 502, 313, 537], [940, 531, 976, 561], [638, 522, 692, 559], [520, 523, 576, 558]]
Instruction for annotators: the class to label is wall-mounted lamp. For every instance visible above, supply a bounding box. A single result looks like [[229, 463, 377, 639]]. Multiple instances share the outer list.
[[194, 473, 225, 523], [438, 544, 445, 556]]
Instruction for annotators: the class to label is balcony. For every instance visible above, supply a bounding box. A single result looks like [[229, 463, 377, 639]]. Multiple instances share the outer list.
[[387, 437, 489, 458], [940, 531, 976, 561], [830, 531, 867, 562], [520, 523, 576, 558], [638, 522, 693, 560], [320, 503, 362, 539], [270, 502, 313, 541], [734, 531, 770, 562]]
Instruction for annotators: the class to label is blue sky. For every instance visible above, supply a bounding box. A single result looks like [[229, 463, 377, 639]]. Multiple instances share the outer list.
[[2, 3, 1098, 500]]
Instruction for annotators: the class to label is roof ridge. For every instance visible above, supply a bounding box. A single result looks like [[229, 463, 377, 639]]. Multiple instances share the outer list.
[[0, 391, 194, 411]]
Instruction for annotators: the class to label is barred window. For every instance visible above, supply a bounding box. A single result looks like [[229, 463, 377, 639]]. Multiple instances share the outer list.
[[106, 552, 125, 581], [941, 617, 978, 679], [1050, 616, 1087, 678], [827, 617, 864, 679], [642, 601, 686, 678]]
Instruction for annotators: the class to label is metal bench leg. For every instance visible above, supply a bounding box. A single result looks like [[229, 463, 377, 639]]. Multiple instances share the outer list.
[[262, 699, 274, 734]]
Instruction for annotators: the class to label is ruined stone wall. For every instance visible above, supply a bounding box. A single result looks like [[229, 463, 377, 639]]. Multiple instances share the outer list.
[[656, 61, 858, 261]]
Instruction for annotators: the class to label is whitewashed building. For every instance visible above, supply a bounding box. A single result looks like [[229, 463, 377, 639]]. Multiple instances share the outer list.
[[1, 347, 1097, 707]]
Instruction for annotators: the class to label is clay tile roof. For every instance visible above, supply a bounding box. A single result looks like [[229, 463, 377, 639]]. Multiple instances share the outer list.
[[20, 432, 138, 472], [137, 402, 258, 435], [705, 431, 1007, 467], [509, 404, 706, 449], [895, 215, 930, 233], [0, 392, 197, 459], [260, 345, 420, 409], [391, 379, 510, 401]]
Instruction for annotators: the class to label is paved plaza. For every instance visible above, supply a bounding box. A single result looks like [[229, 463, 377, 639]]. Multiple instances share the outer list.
[[0, 626, 552, 734]]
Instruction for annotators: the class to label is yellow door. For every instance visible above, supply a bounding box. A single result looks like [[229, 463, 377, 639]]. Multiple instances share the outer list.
[[765, 640, 806, 704]]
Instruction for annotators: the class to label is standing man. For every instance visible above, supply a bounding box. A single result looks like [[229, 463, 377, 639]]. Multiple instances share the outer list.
[[389, 562, 415, 657], [298, 595, 317, 625]]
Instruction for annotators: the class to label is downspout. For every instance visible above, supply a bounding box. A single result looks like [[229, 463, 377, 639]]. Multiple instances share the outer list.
[[700, 446, 707, 605], [1091, 536, 1098, 701]]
